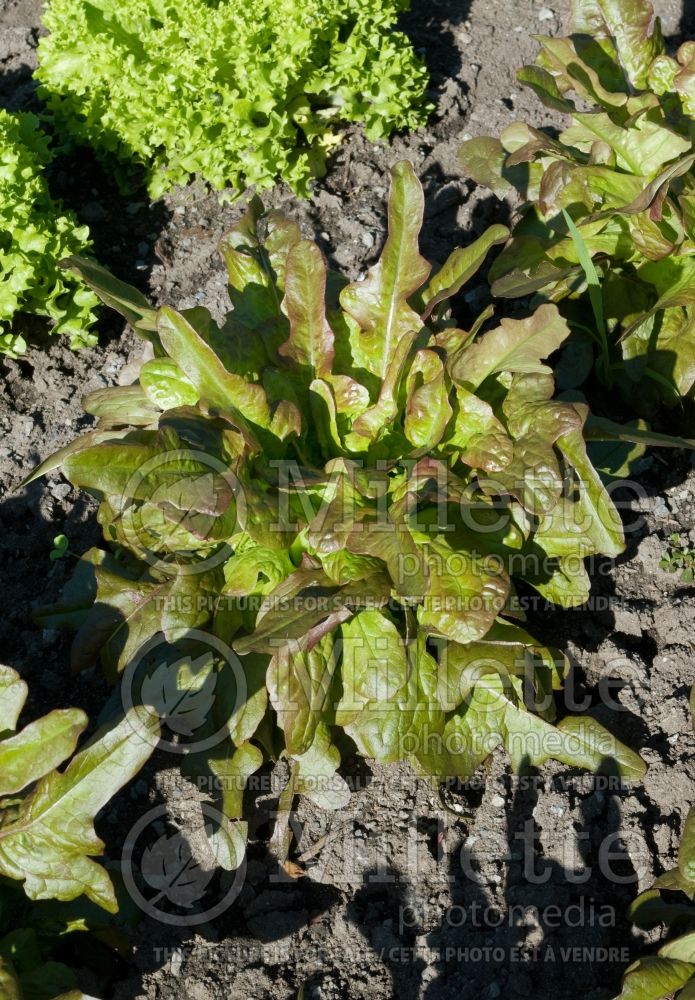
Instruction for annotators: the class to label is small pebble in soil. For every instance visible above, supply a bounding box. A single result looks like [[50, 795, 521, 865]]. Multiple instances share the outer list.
[[168, 948, 184, 976], [50, 482, 71, 502], [490, 793, 505, 808], [654, 496, 670, 518], [81, 201, 108, 223], [538, 7, 555, 19]]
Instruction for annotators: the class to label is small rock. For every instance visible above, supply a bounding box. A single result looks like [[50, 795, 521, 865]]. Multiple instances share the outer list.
[[81, 201, 108, 223], [490, 793, 505, 808], [169, 948, 184, 976], [50, 482, 72, 502], [360, 232, 375, 249], [538, 7, 554, 19], [654, 496, 670, 519], [612, 608, 643, 638]]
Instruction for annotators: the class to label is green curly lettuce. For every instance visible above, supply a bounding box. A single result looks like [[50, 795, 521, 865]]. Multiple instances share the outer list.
[[0, 110, 98, 358], [36, 0, 432, 199]]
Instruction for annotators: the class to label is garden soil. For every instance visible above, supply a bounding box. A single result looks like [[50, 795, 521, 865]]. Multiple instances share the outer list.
[[1, 0, 695, 998]]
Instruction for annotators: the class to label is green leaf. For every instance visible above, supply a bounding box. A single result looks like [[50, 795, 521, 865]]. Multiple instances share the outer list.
[[22, 429, 129, 488], [340, 610, 409, 707], [556, 426, 625, 557], [562, 209, 606, 339], [346, 514, 428, 602], [82, 385, 161, 427], [593, 0, 664, 90], [336, 632, 445, 770], [517, 65, 576, 113], [0, 666, 28, 734], [418, 539, 510, 645], [583, 413, 695, 452], [267, 635, 337, 755], [63, 256, 156, 334], [421, 225, 509, 319], [459, 137, 514, 196], [157, 306, 270, 441], [660, 932, 695, 964], [449, 304, 571, 390], [0, 707, 160, 911], [293, 722, 350, 810], [37, 0, 431, 198], [0, 709, 87, 797], [349, 329, 418, 445], [140, 359, 200, 410], [279, 240, 335, 379], [64, 552, 214, 677], [563, 113, 689, 178], [404, 349, 453, 449], [615, 957, 695, 1000], [0, 959, 21, 1000], [443, 672, 646, 779], [340, 161, 430, 381], [680, 808, 695, 885], [446, 386, 513, 473]]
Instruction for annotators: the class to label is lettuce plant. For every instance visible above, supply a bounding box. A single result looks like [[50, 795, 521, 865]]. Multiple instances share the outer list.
[[0, 665, 159, 911], [0, 111, 98, 358], [616, 690, 695, 999], [459, 0, 695, 416], [36, 0, 431, 199], [33, 162, 649, 872]]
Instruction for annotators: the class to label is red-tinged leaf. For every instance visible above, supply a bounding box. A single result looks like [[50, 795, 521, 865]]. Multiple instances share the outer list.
[[340, 161, 430, 381], [279, 240, 335, 378], [157, 306, 270, 442], [404, 348, 453, 450]]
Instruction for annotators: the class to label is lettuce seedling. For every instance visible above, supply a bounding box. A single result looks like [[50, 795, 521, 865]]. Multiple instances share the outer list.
[[459, 0, 695, 417], [0, 665, 159, 911], [0, 111, 98, 357], [34, 162, 649, 871], [616, 688, 695, 999], [37, 0, 431, 198]]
